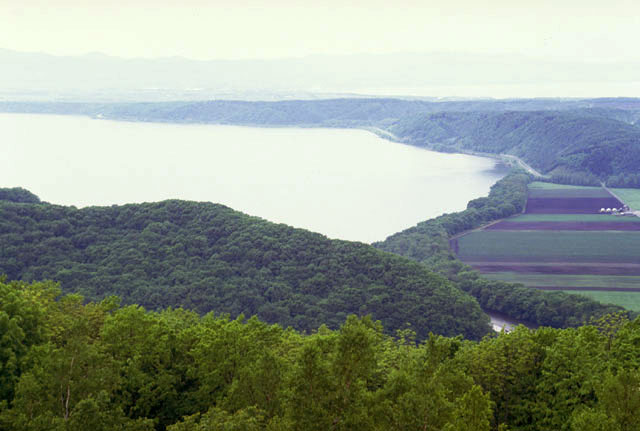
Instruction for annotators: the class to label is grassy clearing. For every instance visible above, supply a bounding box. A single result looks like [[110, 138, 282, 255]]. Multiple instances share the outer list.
[[456, 230, 640, 263], [528, 182, 610, 198], [484, 272, 640, 288], [611, 188, 640, 210], [505, 214, 638, 222], [561, 291, 640, 312]]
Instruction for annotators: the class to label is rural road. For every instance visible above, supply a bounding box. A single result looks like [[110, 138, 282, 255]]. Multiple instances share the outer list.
[[367, 128, 549, 179], [364, 127, 403, 142], [499, 154, 549, 178]]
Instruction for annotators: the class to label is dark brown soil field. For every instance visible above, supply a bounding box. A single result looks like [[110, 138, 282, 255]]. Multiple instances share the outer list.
[[472, 263, 640, 276], [525, 197, 623, 214], [486, 221, 640, 231], [528, 188, 612, 198], [534, 286, 640, 292]]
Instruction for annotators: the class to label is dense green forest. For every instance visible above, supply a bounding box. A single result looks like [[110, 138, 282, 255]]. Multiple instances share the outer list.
[[0, 188, 40, 204], [374, 173, 625, 327], [1, 279, 639, 431], [390, 110, 640, 184], [0, 188, 489, 340], [1, 180, 622, 335]]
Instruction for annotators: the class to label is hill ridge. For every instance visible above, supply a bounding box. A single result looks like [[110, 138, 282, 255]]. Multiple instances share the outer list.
[[0, 191, 491, 340]]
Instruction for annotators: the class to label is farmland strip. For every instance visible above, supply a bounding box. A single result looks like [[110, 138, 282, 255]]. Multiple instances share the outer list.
[[528, 189, 612, 198], [486, 221, 640, 231], [534, 286, 640, 292], [469, 262, 640, 276]]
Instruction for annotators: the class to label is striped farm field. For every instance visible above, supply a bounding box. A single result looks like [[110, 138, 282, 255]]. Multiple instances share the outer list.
[[561, 291, 640, 312], [453, 181, 640, 312], [455, 231, 640, 263], [483, 272, 640, 289], [525, 182, 624, 214]]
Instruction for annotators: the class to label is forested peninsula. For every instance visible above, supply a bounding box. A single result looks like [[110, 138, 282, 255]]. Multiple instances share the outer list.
[[391, 110, 640, 186], [0, 188, 490, 340]]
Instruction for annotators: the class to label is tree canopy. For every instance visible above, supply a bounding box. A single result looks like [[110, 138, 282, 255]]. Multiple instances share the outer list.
[[0, 191, 489, 340], [1, 279, 639, 431], [390, 110, 640, 184]]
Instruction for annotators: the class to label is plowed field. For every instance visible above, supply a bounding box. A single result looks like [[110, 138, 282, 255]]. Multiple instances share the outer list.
[[487, 221, 640, 230]]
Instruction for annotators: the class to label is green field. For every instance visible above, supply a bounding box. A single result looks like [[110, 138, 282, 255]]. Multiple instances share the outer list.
[[457, 230, 640, 263], [611, 188, 640, 210], [529, 181, 601, 190], [504, 214, 637, 222], [484, 272, 640, 289], [562, 291, 640, 312], [528, 182, 611, 198]]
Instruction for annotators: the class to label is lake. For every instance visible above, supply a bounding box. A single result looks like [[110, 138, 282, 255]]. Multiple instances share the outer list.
[[2, 114, 507, 243]]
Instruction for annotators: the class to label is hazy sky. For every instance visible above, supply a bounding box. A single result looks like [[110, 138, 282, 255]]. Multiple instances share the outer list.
[[2, 0, 640, 61]]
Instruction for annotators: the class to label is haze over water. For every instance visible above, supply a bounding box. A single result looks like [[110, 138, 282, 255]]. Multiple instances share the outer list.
[[3, 114, 507, 243]]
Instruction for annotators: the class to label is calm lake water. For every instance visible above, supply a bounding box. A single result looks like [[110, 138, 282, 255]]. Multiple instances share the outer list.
[[2, 114, 507, 243]]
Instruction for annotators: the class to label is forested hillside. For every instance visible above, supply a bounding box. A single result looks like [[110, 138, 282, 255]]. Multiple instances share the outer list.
[[2, 97, 639, 128], [1, 279, 639, 431], [0, 189, 489, 340], [390, 110, 640, 184], [374, 174, 625, 327], [0, 187, 40, 204]]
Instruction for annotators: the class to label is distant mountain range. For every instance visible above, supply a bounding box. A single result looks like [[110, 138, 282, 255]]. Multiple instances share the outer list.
[[2, 48, 640, 101]]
